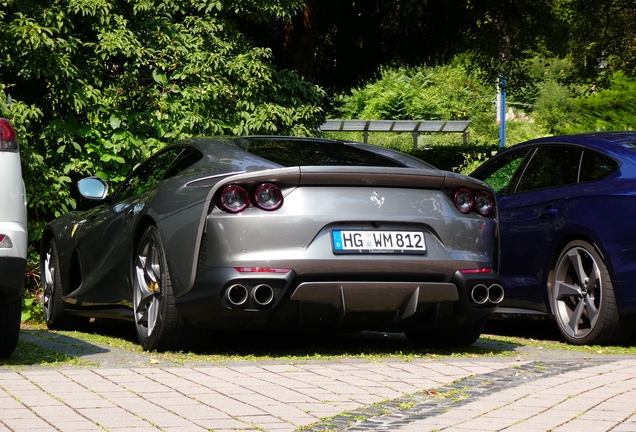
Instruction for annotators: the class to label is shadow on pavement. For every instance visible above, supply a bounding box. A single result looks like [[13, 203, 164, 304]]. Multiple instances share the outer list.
[[1, 328, 111, 367], [484, 314, 565, 342], [77, 319, 524, 358], [4, 318, 527, 366]]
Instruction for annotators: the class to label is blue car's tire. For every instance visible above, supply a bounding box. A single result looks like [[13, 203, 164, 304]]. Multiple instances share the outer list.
[[0, 293, 21, 358], [551, 240, 636, 345]]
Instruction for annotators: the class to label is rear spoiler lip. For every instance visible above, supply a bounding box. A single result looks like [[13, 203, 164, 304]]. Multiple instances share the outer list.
[[205, 165, 448, 190], [298, 165, 445, 188]]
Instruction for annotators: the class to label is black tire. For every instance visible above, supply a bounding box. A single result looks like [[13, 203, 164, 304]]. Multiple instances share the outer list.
[[42, 239, 88, 330], [133, 225, 206, 351], [405, 317, 487, 348], [0, 293, 22, 358], [550, 240, 636, 345]]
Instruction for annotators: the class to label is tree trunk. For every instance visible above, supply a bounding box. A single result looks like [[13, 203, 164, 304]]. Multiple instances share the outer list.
[[284, 0, 318, 81]]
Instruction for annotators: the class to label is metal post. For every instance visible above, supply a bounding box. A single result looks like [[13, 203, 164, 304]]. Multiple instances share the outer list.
[[498, 75, 506, 148], [412, 131, 418, 150]]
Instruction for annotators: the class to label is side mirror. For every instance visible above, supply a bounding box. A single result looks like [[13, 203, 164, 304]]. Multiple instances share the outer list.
[[77, 177, 109, 200]]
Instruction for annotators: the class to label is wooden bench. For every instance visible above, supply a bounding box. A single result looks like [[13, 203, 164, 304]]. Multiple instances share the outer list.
[[320, 119, 471, 149]]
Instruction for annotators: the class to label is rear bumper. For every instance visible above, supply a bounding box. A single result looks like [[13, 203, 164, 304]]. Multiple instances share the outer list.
[[0, 257, 26, 301], [176, 268, 502, 332], [0, 221, 28, 259]]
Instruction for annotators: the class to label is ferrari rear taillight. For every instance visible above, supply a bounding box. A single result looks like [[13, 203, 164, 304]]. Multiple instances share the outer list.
[[251, 183, 283, 211], [217, 183, 284, 213], [475, 190, 494, 216], [453, 188, 494, 216], [0, 118, 18, 152], [454, 188, 474, 214], [219, 185, 249, 213]]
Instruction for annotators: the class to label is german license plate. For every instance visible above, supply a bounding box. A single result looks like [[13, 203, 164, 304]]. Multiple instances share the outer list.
[[332, 230, 426, 254]]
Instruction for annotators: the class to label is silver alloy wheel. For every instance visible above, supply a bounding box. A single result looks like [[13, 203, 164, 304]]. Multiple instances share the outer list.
[[133, 234, 163, 339], [553, 246, 602, 340], [42, 244, 55, 322]]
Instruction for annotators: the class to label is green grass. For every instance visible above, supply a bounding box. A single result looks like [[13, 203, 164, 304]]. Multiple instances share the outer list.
[[481, 333, 636, 355], [0, 339, 96, 368]]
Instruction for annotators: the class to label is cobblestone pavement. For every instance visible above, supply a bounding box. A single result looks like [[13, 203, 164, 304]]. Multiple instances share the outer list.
[[1, 329, 635, 432]]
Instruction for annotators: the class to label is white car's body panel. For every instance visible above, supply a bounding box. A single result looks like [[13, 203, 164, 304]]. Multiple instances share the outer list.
[[0, 152, 28, 259], [0, 117, 27, 357]]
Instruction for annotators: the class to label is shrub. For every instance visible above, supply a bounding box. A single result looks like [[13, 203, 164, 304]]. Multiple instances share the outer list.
[[568, 71, 636, 132]]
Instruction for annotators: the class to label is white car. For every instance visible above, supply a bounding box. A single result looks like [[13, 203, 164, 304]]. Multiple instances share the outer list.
[[0, 118, 27, 357]]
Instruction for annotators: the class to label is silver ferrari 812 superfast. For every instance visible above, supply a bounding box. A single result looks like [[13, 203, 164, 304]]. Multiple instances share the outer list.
[[41, 136, 502, 351]]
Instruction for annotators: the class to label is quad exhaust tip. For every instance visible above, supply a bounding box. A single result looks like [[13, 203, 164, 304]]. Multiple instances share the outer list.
[[225, 284, 275, 307], [225, 284, 248, 306], [470, 283, 504, 305], [251, 284, 275, 306]]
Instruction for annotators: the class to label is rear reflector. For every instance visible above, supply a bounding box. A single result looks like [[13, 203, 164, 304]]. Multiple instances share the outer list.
[[235, 267, 291, 273], [0, 234, 13, 248], [460, 268, 492, 274]]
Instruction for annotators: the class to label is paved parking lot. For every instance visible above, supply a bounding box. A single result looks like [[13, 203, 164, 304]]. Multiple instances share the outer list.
[[1, 329, 635, 432]]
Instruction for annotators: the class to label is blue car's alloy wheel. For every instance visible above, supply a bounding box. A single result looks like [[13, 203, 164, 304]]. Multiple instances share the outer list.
[[551, 240, 634, 345]]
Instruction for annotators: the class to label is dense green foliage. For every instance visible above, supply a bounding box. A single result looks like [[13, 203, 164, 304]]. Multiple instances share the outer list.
[[568, 71, 636, 133], [330, 59, 546, 147], [330, 56, 636, 149], [566, 0, 636, 77], [0, 0, 324, 235], [334, 61, 498, 145]]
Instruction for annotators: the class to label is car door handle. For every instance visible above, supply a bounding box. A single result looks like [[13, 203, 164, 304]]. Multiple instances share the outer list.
[[540, 208, 558, 219]]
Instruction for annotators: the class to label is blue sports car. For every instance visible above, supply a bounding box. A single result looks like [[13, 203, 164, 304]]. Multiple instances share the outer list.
[[471, 132, 636, 345]]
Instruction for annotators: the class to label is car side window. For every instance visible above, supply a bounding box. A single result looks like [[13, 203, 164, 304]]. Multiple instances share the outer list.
[[579, 150, 619, 182], [115, 147, 190, 202], [515, 145, 582, 193], [471, 148, 531, 196], [163, 147, 203, 179]]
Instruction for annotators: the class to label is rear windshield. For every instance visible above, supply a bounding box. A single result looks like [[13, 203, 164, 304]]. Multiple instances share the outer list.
[[244, 139, 404, 167]]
